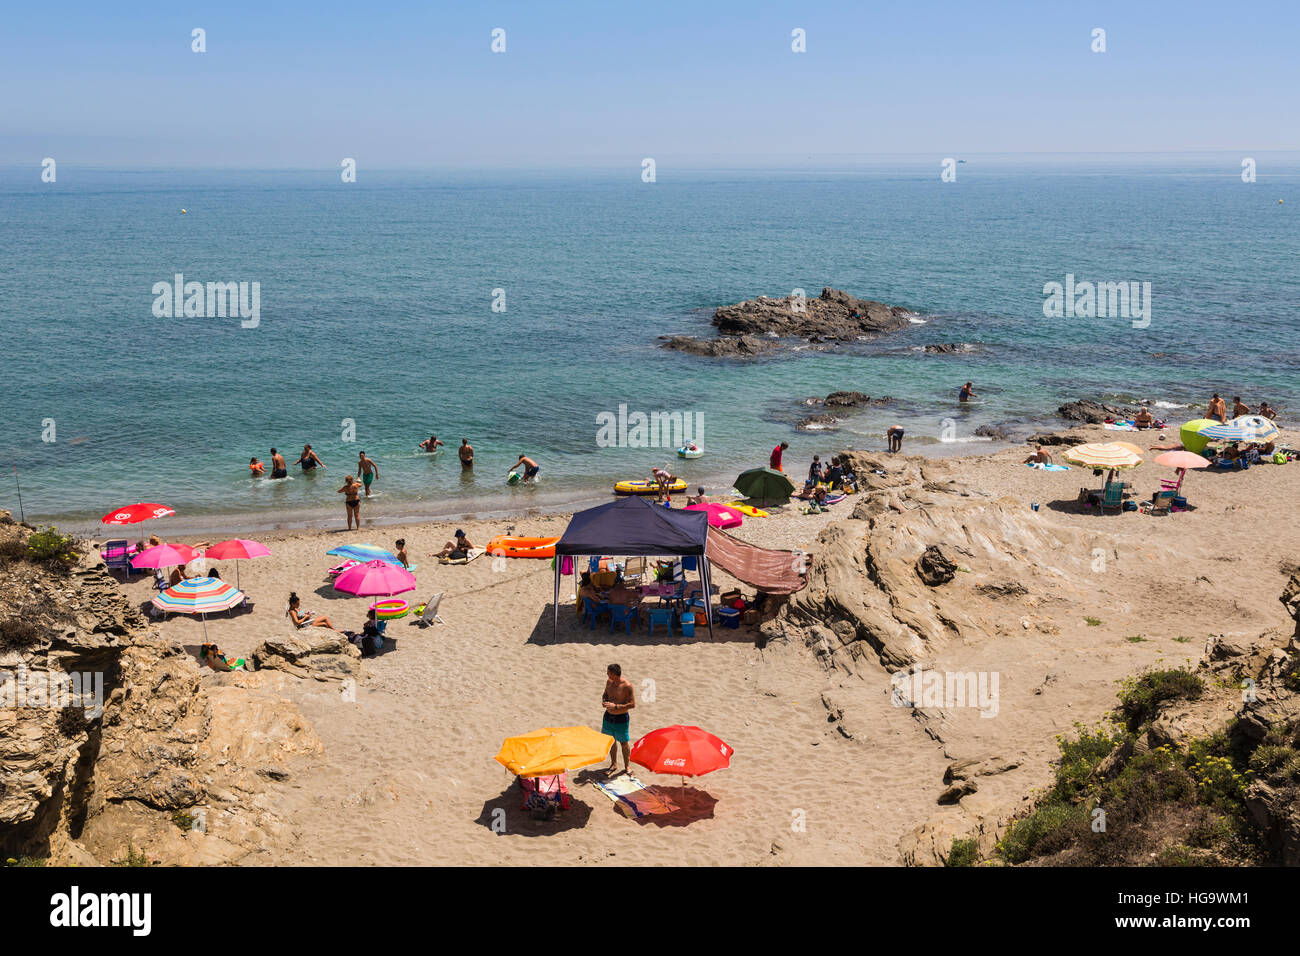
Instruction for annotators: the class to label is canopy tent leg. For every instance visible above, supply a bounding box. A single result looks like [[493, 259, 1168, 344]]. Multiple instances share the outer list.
[[701, 556, 714, 641], [552, 559, 561, 639]]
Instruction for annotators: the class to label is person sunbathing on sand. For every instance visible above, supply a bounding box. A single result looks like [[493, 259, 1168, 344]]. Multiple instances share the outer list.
[[1023, 446, 1053, 465], [1133, 408, 1154, 429], [201, 643, 245, 672], [395, 538, 409, 568], [687, 486, 707, 505], [436, 529, 474, 558], [287, 593, 338, 631]]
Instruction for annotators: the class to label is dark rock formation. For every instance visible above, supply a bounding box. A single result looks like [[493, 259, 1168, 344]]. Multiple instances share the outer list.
[[916, 545, 958, 587], [659, 334, 779, 358], [796, 414, 840, 432], [920, 343, 978, 354], [1057, 399, 1135, 424], [1026, 431, 1083, 447], [714, 287, 912, 340], [974, 423, 1014, 440]]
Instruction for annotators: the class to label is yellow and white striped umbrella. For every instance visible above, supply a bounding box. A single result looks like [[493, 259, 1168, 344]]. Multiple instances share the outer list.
[[1062, 442, 1143, 470]]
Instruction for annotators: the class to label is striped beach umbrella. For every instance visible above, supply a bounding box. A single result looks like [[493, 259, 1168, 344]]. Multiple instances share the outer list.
[[152, 575, 246, 638], [325, 543, 402, 566], [1197, 422, 1253, 442], [1224, 415, 1279, 443], [1062, 442, 1143, 470]]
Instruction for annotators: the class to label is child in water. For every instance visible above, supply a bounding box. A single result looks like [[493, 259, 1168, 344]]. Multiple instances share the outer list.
[[249, 456, 265, 477]]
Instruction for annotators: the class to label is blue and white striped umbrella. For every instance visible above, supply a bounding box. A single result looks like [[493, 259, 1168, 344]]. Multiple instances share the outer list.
[[325, 543, 402, 566], [1198, 416, 1278, 442], [1229, 415, 1279, 442]]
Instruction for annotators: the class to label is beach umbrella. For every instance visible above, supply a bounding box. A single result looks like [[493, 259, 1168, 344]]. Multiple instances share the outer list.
[[1154, 450, 1209, 497], [130, 543, 199, 569], [733, 467, 796, 506], [101, 502, 175, 525], [1227, 415, 1279, 443], [204, 538, 270, 590], [1197, 422, 1254, 442], [1179, 419, 1218, 454], [151, 575, 246, 638], [1062, 442, 1143, 470], [630, 724, 733, 786], [326, 543, 403, 566], [1153, 451, 1210, 470], [333, 559, 416, 597], [495, 726, 615, 778]]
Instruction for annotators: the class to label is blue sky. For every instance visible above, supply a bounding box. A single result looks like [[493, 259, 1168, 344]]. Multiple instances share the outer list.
[[3, 0, 1297, 167]]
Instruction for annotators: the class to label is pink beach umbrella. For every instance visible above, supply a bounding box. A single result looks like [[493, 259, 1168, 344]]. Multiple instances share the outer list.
[[204, 538, 271, 590], [131, 543, 199, 570], [1154, 450, 1210, 497], [333, 559, 416, 598]]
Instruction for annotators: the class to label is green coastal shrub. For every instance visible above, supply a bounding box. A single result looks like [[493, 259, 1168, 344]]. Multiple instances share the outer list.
[[1118, 668, 1203, 730], [945, 837, 979, 867]]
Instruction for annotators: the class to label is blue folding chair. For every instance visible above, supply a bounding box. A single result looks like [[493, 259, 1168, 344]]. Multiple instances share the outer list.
[[582, 598, 609, 630], [103, 540, 134, 579], [608, 604, 637, 634]]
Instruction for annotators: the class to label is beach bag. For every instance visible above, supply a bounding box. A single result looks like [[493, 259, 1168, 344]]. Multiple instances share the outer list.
[[448, 548, 467, 561], [360, 635, 376, 657]]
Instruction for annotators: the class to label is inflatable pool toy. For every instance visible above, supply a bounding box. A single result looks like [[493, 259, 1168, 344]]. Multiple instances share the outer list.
[[369, 599, 409, 620], [486, 535, 559, 558], [726, 502, 769, 517], [507, 471, 523, 485], [686, 502, 743, 529], [823, 493, 846, 505], [614, 478, 688, 496], [677, 444, 703, 459]]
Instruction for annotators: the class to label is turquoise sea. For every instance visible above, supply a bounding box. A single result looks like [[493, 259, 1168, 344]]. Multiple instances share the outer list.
[[2, 155, 1297, 533]]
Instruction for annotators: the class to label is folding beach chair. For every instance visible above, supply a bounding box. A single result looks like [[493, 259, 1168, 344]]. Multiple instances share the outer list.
[[1100, 482, 1126, 514], [416, 592, 445, 627], [622, 556, 647, 586], [103, 540, 134, 579]]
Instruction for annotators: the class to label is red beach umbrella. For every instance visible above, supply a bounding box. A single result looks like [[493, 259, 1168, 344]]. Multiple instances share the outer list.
[[101, 502, 175, 525], [205, 539, 271, 589], [630, 725, 733, 785]]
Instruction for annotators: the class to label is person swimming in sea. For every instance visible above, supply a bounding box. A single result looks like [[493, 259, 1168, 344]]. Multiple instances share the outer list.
[[249, 456, 265, 477], [418, 435, 444, 453], [295, 444, 325, 472], [959, 382, 977, 403], [269, 448, 287, 479], [458, 438, 474, 469]]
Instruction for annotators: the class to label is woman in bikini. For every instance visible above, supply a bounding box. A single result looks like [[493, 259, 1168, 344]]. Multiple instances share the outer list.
[[286, 593, 339, 631], [339, 475, 362, 530]]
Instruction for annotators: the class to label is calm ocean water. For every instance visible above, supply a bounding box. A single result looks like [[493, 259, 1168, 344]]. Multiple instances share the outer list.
[[2, 156, 1297, 533]]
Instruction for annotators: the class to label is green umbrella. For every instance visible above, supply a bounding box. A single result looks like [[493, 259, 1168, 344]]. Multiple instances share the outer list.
[[1179, 419, 1217, 455], [733, 467, 796, 506]]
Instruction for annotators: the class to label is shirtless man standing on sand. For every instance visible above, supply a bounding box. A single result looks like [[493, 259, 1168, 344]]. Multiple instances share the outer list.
[[601, 664, 635, 774], [458, 438, 474, 469], [1208, 393, 1227, 423]]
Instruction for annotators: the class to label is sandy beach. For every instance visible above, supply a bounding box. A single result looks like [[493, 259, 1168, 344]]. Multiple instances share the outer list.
[[73, 422, 1299, 866]]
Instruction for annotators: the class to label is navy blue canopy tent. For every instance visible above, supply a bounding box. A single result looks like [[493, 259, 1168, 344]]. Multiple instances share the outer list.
[[553, 496, 714, 638]]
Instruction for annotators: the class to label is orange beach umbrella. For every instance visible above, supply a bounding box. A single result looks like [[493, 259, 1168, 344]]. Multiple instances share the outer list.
[[495, 726, 614, 778]]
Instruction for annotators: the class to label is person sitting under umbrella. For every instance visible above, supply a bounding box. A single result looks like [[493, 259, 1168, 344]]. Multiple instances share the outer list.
[[287, 592, 339, 631]]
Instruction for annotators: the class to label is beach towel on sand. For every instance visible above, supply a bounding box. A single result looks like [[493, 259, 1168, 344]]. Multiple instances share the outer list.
[[1104, 421, 1137, 431], [1025, 462, 1070, 471], [592, 774, 679, 819], [439, 548, 485, 566]]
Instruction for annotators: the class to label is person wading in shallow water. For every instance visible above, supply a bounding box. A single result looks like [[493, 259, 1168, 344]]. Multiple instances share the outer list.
[[601, 663, 635, 774], [357, 451, 380, 496], [458, 438, 474, 469], [338, 475, 362, 530]]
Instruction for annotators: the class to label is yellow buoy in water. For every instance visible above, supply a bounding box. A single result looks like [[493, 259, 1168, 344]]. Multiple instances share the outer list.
[[181, 208, 188, 214]]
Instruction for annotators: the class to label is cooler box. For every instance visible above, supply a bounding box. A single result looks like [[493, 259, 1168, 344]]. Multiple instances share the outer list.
[[718, 607, 741, 629], [679, 612, 695, 637]]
